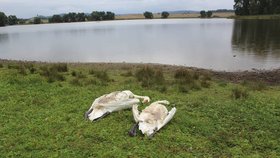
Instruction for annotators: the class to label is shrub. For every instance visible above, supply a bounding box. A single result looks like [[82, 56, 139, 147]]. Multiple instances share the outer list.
[[51, 64, 68, 72], [71, 71, 77, 77], [135, 66, 165, 88], [161, 11, 170, 18], [90, 70, 110, 82], [201, 80, 211, 88], [174, 69, 194, 84], [7, 64, 19, 69], [190, 81, 201, 90], [178, 85, 189, 93], [70, 78, 82, 86], [251, 81, 267, 91], [0, 63, 3, 68], [23, 63, 36, 74], [232, 86, 249, 99], [121, 71, 133, 77], [242, 80, 267, 91], [18, 64, 27, 75], [143, 11, 153, 19], [39, 66, 65, 83], [218, 81, 227, 87], [157, 85, 167, 93], [76, 71, 87, 79]]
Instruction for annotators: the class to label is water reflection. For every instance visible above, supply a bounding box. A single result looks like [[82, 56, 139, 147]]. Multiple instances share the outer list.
[[0, 19, 280, 70], [0, 34, 9, 43], [232, 20, 280, 58]]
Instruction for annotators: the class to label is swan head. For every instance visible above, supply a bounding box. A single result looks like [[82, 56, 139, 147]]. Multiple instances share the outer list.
[[142, 97, 150, 103]]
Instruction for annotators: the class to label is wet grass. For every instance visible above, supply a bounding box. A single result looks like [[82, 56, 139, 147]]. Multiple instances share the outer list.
[[0, 61, 280, 157]]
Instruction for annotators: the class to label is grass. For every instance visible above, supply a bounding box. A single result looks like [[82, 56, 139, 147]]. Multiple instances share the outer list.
[[0, 61, 280, 157], [230, 14, 280, 19]]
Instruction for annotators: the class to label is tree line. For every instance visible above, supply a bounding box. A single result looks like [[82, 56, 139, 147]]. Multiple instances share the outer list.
[[200, 11, 213, 18], [234, 0, 280, 15], [0, 12, 20, 26], [49, 11, 115, 23]]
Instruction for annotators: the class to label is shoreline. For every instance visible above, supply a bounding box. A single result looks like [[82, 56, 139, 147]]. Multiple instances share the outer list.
[[1, 59, 280, 85]]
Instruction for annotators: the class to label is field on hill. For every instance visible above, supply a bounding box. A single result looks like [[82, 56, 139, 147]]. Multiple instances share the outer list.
[[116, 12, 235, 20], [0, 60, 279, 157]]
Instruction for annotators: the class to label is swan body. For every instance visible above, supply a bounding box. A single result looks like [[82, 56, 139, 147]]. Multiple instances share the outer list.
[[131, 100, 176, 137], [85, 90, 150, 121]]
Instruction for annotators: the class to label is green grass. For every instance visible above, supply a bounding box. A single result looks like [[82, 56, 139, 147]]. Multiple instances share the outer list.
[[230, 14, 280, 19], [0, 61, 280, 157]]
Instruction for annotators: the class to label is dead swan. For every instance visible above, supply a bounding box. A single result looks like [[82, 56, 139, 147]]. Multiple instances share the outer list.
[[85, 90, 150, 121], [129, 100, 176, 137]]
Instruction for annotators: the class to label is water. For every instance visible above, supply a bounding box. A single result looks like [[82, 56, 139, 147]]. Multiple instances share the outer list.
[[0, 19, 280, 71]]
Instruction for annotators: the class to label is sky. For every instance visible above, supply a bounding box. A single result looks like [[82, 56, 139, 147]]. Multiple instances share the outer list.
[[0, 0, 234, 18]]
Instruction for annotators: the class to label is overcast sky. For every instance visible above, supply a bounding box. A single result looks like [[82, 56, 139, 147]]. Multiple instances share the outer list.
[[0, 0, 234, 18]]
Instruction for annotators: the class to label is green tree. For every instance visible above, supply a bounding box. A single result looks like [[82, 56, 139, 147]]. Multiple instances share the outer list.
[[104, 12, 115, 20], [234, 0, 250, 15], [68, 12, 77, 22], [49, 15, 62, 23], [91, 11, 102, 21], [62, 14, 69, 22], [206, 11, 213, 18], [76, 13, 86, 22], [8, 15, 18, 25], [0, 12, 8, 27], [33, 17, 41, 24], [200, 10, 207, 18], [143, 11, 153, 19], [161, 11, 170, 18]]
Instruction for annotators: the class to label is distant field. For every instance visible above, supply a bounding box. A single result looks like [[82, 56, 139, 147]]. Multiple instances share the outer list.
[[116, 12, 235, 20]]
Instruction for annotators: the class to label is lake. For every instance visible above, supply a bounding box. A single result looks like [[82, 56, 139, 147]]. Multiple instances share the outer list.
[[0, 19, 280, 71]]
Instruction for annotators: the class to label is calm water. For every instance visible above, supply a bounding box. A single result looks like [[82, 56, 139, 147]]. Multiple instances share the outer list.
[[0, 19, 280, 71]]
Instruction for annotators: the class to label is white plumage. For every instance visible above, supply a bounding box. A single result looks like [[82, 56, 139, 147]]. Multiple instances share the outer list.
[[131, 100, 176, 137], [85, 90, 150, 121]]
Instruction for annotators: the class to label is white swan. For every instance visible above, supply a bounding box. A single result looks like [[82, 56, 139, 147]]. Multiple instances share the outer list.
[[129, 100, 176, 137], [85, 90, 150, 121]]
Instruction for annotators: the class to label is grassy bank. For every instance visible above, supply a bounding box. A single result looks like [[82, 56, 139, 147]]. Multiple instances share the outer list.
[[0, 60, 279, 157], [230, 14, 280, 19]]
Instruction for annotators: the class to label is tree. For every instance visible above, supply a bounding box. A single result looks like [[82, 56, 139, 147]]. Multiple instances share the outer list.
[[200, 10, 207, 18], [76, 13, 86, 22], [143, 11, 153, 19], [62, 14, 69, 22], [0, 12, 8, 27], [68, 12, 77, 22], [161, 11, 170, 19], [206, 11, 213, 18], [233, 0, 280, 15], [104, 12, 115, 20], [91, 11, 102, 21], [234, 0, 250, 15], [49, 15, 62, 23], [8, 15, 18, 25], [34, 17, 41, 24]]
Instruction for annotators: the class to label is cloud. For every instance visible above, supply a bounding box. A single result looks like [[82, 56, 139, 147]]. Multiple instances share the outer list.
[[0, 0, 234, 18]]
